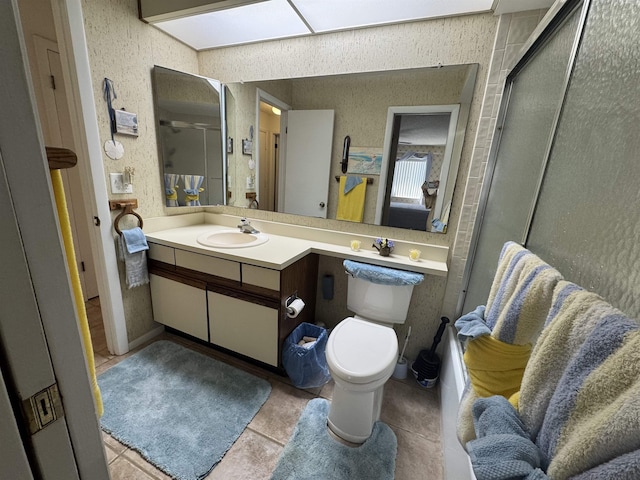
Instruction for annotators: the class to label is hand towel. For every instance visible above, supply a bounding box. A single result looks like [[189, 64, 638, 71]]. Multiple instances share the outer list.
[[121, 226, 148, 253], [343, 259, 424, 286], [467, 396, 549, 480], [455, 305, 491, 343], [344, 175, 363, 194], [336, 176, 366, 222], [118, 228, 149, 289]]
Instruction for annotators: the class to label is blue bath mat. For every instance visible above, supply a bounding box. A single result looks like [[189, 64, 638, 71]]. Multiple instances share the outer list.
[[271, 398, 397, 480], [98, 340, 271, 480]]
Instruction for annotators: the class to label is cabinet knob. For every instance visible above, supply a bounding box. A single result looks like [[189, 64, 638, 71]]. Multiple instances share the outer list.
[[319, 202, 325, 208]]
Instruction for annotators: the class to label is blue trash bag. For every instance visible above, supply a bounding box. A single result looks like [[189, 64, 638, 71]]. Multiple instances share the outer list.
[[282, 322, 331, 389]]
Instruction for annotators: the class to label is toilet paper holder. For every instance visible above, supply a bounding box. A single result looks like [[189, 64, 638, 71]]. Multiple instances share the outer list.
[[285, 292, 299, 314]]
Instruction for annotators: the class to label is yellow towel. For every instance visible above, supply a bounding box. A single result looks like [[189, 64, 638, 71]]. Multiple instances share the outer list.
[[336, 176, 366, 222], [51, 169, 103, 417], [463, 335, 531, 405]]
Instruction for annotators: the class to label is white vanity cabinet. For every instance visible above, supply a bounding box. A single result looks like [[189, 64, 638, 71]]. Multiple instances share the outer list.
[[149, 274, 208, 341], [147, 241, 318, 370], [208, 292, 279, 366]]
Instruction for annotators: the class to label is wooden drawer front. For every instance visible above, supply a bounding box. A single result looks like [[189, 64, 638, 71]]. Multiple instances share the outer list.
[[175, 250, 240, 281], [242, 264, 280, 290], [150, 274, 207, 341], [208, 292, 278, 366], [148, 243, 175, 264]]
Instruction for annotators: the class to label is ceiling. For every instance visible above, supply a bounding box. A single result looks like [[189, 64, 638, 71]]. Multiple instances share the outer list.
[[140, 0, 555, 51]]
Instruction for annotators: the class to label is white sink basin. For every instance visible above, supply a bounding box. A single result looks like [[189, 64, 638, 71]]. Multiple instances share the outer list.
[[196, 229, 269, 248]]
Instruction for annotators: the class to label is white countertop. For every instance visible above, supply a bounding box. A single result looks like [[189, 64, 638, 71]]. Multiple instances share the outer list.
[[144, 214, 448, 276]]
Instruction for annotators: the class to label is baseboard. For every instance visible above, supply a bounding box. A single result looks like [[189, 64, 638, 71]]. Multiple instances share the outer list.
[[128, 325, 165, 351]]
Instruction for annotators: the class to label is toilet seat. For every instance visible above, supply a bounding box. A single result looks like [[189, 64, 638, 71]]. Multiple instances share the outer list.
[[326, 317, 398, 384]]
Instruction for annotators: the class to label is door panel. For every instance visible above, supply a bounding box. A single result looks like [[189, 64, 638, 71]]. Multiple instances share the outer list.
[[283, 110, 334, 218]]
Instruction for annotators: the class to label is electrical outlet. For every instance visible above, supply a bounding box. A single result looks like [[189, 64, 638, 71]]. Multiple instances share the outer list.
[[110, 173, 133, 194]]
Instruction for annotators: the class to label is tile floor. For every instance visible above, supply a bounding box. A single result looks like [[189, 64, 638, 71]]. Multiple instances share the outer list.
[[87, 297, 444, 480]]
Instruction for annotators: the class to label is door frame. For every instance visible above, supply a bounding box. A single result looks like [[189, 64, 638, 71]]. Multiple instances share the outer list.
[[0, 1, 109, 476], [255, 88, 290, 211], [50, 0, 129, 354]]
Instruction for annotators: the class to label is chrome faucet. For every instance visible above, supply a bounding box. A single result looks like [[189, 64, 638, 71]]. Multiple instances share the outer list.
[[237, 218, 259, 234]]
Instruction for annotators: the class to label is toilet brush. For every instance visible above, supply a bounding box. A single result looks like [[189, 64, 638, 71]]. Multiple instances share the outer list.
[[398, 326, 411, 363], [393, 327, 411, 379]]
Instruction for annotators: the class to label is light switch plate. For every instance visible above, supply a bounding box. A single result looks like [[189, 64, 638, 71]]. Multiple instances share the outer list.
[[110, 173, 133, 194]]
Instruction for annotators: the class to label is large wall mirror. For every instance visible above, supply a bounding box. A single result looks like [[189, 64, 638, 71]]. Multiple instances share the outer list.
[[152, 64, 478, 234], [152, 66, 227, 207]]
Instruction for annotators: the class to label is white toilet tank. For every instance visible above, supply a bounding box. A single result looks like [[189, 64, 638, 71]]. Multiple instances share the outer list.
[[347, 275, 415, 324]]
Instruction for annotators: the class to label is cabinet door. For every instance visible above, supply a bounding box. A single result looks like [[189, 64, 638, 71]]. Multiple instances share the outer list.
[[150, 274, 208, 341], [208, 292, 278, 366]]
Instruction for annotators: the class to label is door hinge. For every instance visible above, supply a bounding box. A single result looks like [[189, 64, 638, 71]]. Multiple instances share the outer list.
[[81, 261, 86, 272], [50, 74, 56, 90], [22, 384, 64, 435]]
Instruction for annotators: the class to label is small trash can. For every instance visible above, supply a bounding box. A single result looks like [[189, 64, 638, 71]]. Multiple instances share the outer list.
[[282, 323, 331, 389]]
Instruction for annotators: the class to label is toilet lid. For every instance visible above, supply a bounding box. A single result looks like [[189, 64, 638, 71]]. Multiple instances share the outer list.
[[327, 317, 398, 384]]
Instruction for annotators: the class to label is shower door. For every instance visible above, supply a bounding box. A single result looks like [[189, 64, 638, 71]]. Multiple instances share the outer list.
[[460, 2, 586, 314]]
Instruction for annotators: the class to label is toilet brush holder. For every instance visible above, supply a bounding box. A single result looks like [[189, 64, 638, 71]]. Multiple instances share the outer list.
[[392, 357, 408, 379]]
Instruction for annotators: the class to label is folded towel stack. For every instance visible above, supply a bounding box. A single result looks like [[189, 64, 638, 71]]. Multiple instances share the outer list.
[[118, 227, 149, 288]]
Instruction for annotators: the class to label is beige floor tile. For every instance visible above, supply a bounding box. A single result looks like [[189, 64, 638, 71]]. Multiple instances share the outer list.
[[102, 431, 127, 455], [205, 429, 283, 480], [381, 380, 441, 442], [392, 426, 444, 480], [104, 444, 120, 464], [248, 380, 315, 445], [122, 449, 172, 480], [108, 456, 156, 480]]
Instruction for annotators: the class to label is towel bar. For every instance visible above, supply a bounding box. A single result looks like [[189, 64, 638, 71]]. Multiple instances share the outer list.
[[334, 175, 374, 184], [109, 199, 143, 235]]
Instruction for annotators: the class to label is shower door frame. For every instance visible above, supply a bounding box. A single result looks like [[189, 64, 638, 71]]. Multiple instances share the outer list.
[[456, 0, 591, 317]]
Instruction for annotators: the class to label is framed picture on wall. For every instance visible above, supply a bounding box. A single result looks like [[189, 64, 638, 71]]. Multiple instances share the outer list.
[[242, 139, 252, 155]]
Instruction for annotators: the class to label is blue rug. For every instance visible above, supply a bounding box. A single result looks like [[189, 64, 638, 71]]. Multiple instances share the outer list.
[[98, 340, 271, 480], [271, 398, 397, 480]]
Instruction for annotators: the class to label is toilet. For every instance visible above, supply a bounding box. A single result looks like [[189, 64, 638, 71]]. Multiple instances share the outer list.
[[325, 260, 423, 443]]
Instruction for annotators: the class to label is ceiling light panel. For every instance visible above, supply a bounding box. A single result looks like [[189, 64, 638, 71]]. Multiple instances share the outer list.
[[291, 0, 494, 32], [154, 0, 311, 50]]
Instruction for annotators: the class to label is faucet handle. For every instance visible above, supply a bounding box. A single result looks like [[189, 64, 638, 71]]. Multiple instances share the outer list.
[[240, 217, 250, 225]]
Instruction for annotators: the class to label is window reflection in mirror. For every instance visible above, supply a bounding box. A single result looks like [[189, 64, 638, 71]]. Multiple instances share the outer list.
[[152, 66, 227, 207]]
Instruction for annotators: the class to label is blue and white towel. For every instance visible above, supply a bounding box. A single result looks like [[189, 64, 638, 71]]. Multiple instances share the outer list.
[[343, 260, 423, 286], [118, 227, 149, 289]]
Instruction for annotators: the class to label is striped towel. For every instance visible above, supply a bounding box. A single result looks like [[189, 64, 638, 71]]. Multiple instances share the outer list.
[[518, 282, 608, 437], [456, 242, 562, 447], [486, 242, 563, 346], [535, 313, 640, 479]]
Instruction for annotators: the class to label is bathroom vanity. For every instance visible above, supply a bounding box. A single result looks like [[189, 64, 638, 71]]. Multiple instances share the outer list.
[[144, 214, 448, 369], [147, 234, 318, 368]]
